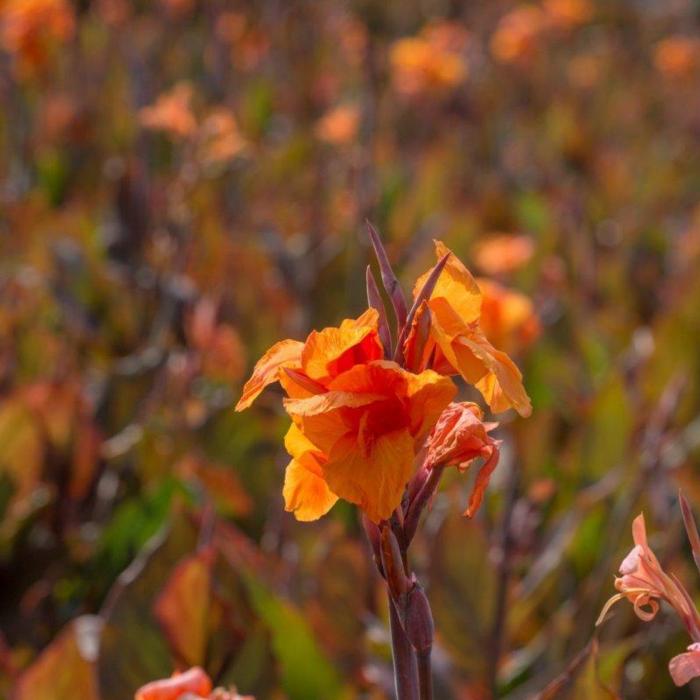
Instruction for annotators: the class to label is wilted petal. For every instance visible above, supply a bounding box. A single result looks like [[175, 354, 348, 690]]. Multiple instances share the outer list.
[[235, 339, 303, 411], [669, 644, 700, 687]]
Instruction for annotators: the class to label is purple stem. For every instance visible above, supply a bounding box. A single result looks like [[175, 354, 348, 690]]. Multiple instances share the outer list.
[[404, 465, 445, 545]]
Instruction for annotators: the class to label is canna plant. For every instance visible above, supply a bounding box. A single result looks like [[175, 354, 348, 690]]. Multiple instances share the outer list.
[[236, 225, 532, 699], [597, 492, 700, 687]]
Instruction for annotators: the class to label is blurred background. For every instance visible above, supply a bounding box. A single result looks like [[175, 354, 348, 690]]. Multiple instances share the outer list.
[[2, 0, 700, 698]]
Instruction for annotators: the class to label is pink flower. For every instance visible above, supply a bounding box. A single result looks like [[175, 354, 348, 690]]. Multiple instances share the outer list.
[[597, 514, 700, 638], [670, 643, 700, 687]]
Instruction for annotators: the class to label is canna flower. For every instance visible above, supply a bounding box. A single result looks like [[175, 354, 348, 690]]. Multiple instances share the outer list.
[[315, 104, 360, 146], [236, 309, 456, 523], [0, 0, 74, 74], [490, 6, 546, 65], [135, 667, 253, 700], [405, 241, 532, 417], [424, 402, 500, 517], [472, 234, 534, 276], [476, 278, 541, 356], [140, 83, 197, 139], [542, 0, 593, 30], [390, 21, 468, 97], [654, 36, 700, 80], [136, 667, 213, 700]]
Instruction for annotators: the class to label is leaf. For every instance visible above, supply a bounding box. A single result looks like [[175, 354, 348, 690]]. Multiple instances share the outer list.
[[153, 550, 213, 668], [243, 575, 346, 700], [14, 616, 101, 700], [97, 513, 199, 700]]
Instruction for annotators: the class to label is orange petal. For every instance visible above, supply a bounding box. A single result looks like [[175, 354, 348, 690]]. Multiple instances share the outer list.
[[413, 241, 482, 324], [284, 423, 322, 459], [323, 429, 415, 523], [135, 667, 212, 700], [283, 390, 383, 417], [404, 369, 457, 442], [464, 447, 500, 517], [235, 339, 303, 411], [283, 454, 338, 521], [300, 309, 383, 383], [456, 333, 532, 417]]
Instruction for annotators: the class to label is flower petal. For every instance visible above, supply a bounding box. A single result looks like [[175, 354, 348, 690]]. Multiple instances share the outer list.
[[300, 309, 383, 383], [669, 646, 700, 686], [323, 429, 415, 523], [135, 667, 212, 700], [236, 339, 303, 411], [413, 240, 482, 324], [283, 454, 338, 521]]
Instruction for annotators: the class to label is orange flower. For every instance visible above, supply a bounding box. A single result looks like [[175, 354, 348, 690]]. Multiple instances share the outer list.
[[199, 109, 247, 164], [315, 104, 360, 146], [490, 6, 546, 65], [405, 241, 532, 417], [472, 234, 534, 275], [0, 0, 74, 74], [424, 402, 500, 517], [236, 309, 456, 522], [654, 36, 700, 79], [543, 0, 593, 30], [390, 22, 468, 97], [135, 667, 254, 700], [476, 278, 541, 355], [596, 514, 700, 637], [135, 667, 213, 700], [140, 83, 197, 139]]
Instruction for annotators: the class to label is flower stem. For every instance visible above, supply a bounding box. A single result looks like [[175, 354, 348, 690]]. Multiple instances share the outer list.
[[417, 650, 433, 700], [388, 592, 420, 700]]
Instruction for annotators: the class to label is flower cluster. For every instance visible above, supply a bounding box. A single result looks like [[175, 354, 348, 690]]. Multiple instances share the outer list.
[[236, 233, 533, 524], [597, 495, 700, 687]]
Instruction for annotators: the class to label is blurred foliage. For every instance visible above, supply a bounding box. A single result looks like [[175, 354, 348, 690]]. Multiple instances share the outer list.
[[1, 0, 700, 698]]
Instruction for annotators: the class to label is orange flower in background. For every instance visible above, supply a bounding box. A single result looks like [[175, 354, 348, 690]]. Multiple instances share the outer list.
[[140, 83, 197, 139], [477, 278, 541, 355], [236, 309, 456, 522], [654, 36, 700, 79], [472, 234, 534, 276], [543, 0, 593, 30], [315, 104, 360, 146], [391, 21, 468, 97], [424, 402, 500, 517], [0, 0, 74, 74], [199, 109, 247, 164], [491, 6, 546, 65], [135, 667, 253, 700], [406, 241, 532, 417]]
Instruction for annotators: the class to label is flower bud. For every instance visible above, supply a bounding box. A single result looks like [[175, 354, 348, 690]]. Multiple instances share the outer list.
[[403, 584, 434, 654]]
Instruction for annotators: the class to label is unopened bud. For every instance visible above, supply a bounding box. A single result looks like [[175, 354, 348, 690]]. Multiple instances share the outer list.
[[404, 584, 434, 654], [380, 524, 411, 601]]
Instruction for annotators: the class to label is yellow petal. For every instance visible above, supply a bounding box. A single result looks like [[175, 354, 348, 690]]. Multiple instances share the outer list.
[[429, 297, 532, 416], [323, 429, 415, 523], [284, 423, 321, 460], [283, 454, 338, 521], [235, 339, 303, 411], [413, 241, 482, 324], [455, 332, 532, 417]]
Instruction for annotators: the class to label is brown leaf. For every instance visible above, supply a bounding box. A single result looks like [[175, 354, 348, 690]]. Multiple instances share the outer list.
[[13, 617, 101, 700], [153, 550, 214, 668]]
